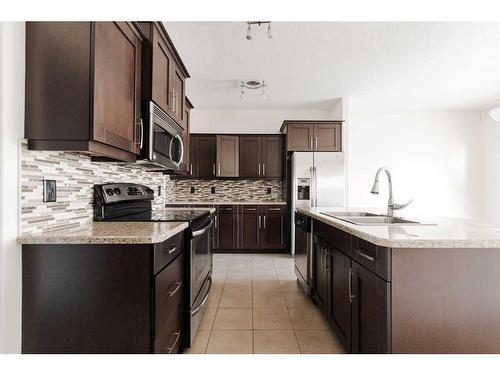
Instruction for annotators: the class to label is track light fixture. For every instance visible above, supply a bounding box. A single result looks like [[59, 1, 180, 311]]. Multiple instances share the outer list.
[[245, 21, 273, 40]]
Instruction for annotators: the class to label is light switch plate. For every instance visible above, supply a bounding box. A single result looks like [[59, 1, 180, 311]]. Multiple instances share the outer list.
[[211, 187, 216, 194], [43, 180, 57, 202], [190, 187, 195, 194], [267, 187, 272, 194], [157, 186, 162, 196]]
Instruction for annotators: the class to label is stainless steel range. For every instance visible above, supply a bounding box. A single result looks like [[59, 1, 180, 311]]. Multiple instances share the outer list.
[[93, 183, 213, 347]]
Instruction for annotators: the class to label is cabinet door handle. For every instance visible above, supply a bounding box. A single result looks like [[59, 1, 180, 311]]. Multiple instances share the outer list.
[[164, 331, 181, 354], [354, 249, 375, 262], [258, 163, 261, 175], [190, 163, 193, 175], [309, 137, 313, 150], [218, 163, 221, 176], [212, 163, 216, 176], [162, 245, 177, 255], [214, 215, 217, 229], [315, 137, 318, 150], [263, 215, 266, 229], [348, 267, 356, 303], [262, 163, 266, 176], [258, 215, 262, 229], [166, 281, 182, 297]]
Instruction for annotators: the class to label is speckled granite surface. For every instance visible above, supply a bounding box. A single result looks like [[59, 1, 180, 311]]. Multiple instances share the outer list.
[[299, 207, 500, 248], [17, 221, 188, 245]]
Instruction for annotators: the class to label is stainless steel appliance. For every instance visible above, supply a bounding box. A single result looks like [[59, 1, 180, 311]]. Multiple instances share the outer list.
[[290, 152, 345, 255], [137, 101, 184, 171], [93, 183, 212, 347], [294, 211, 312, 294]]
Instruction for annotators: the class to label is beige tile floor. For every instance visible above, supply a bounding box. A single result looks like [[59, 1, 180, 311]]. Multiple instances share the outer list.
[[186, 253, 345, 354]]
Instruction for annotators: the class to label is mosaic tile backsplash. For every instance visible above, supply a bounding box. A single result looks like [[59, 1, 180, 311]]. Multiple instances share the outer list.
[[165, 179, 283, 202], [20, 141, 283, 234], [20, 141, 167, 235]]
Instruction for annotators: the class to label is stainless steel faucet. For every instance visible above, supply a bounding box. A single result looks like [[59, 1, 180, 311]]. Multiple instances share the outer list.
[[371, 167, 413, 216]]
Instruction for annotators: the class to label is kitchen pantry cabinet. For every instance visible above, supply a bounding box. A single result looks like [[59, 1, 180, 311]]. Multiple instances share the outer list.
[[139, 22, 190, 127], [312, 219, 390, 353], [22, 231, 186, 354], [281, 121, 342, 152], [25, 22, 143, 162]]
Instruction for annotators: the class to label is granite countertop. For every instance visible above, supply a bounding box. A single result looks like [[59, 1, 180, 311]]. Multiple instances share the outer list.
[[298, 207, 500, 249], [166, 200, 287, 206], [17, 221, 189, 245]]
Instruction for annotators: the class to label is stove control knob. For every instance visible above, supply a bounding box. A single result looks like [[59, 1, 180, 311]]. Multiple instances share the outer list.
[[105, 188, 114, 196], [114, 187, 121, 195], [147, 188, 154, 195]]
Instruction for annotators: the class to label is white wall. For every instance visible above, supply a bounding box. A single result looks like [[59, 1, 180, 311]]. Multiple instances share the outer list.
[[190, 108, 340, 133], [346, 111, 484, 220], [0, 22, 24, 353], [482, 113, 500, 225]]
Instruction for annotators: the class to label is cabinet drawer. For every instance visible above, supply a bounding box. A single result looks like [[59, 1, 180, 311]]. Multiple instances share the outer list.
[[241, 205, 258, 213], [154, 231, 184, 274], [154, 304, 183, 354], [313, 219, 350, 255], [262, 205, 285, 213], [217, 205, 236, 213], [351, 237, 391, 281], [155, 253, 184, 335]]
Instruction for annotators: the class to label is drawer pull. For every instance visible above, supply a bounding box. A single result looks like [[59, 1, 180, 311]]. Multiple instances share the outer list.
[[220, 208, 233, 211], [268, 208, 281, 211], [163, 246, 178, 255], [245, 208, 257, 211], [166, 281, 182, 297], [354, 249, 375, 262], [164, 331, 181, 354]]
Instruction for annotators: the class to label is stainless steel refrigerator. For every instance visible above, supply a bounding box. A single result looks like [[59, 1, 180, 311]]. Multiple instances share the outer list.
[[290, 152, 345, 256]]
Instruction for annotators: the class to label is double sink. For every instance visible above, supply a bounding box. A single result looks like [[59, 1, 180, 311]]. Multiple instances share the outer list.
[[320, 211, 430, 226]]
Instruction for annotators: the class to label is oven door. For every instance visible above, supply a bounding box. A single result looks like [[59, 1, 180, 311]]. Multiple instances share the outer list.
[[190, 217, 213, 307], [142, 102, 184, 170]]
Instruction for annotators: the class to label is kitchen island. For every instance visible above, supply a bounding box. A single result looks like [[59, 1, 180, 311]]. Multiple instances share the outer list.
[[297, 207, 500, 354]]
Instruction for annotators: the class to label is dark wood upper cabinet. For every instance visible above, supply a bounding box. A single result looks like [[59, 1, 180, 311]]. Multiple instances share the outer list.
[[139, 22, 189, 128], [261, 136, 283, 178], [281, 121, 342, 152], [181, 97, 193, 175], [216, 135, 239, 177], [286, 123, 314, 151], [25, 22, 143, 162], [351, 261, 391, 354], [190, 135, 216, 178], [239, 136, 262, 178]]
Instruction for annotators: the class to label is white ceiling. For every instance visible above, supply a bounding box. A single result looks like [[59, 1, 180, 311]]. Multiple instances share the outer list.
[[163, 22, 500, 111]]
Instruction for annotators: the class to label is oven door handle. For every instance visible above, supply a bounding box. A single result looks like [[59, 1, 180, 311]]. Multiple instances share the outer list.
[[191, 218, 213, 238], [191, 276, 212, 316]]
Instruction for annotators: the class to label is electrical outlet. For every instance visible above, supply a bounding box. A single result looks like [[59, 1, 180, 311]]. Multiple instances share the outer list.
[[190, 187, 195, 194], [267, 187, 272, 194], [43, 180, 57, 202], [157, 186, 162, 196], [211, 187, 216, 194]]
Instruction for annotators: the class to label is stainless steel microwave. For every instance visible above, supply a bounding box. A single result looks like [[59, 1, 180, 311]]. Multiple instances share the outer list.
[[137, 101, 184, 171]]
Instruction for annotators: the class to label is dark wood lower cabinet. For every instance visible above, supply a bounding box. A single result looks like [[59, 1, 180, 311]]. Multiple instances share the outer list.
[[216, 212, 237, 249], [22, 231, 185, 354], [351, 261, 391, 354], [312, 220, 391, 354], [239, 211, 260, 249], [262, 212, 285, 249]]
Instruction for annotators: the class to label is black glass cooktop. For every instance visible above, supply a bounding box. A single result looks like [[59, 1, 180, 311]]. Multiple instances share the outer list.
[[108, 209, 210, 227]]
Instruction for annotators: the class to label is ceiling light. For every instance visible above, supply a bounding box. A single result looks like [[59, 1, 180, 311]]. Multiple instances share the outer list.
[[246, 24, 252, 40], [245, 21, 273, 40], [240, 80, 268, 100], [490, 107, 500, 122]]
